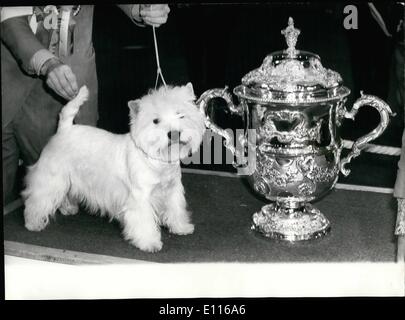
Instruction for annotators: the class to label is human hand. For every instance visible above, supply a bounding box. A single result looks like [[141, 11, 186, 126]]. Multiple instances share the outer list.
[[139, 4, 170, 27], [41, 58, 79, 100]]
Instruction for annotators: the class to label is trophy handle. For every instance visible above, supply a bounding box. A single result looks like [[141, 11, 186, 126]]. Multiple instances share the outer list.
[[196, 87, 246, 167], [340, 92, 394, 176]]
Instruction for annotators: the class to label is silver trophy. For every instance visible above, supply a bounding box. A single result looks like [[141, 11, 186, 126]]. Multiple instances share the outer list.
[[197, 17, 394, 241]]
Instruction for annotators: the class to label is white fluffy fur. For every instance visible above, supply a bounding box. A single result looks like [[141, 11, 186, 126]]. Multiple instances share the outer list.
[[22, 83, 205, 252]]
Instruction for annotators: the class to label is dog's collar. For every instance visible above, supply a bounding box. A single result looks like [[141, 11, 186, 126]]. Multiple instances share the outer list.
[[148, 156, 180, 166], [131, 138, 181, 166]]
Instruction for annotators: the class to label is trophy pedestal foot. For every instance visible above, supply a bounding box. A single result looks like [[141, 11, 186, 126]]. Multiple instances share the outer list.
[[252, 203, 330, 241]]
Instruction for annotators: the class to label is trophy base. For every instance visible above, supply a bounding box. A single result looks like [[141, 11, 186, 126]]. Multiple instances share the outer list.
[[251, 203, 330, 241]]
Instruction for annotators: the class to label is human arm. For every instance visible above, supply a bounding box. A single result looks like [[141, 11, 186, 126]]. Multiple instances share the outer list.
[[1, 7, 78, 100], [0, 9, 49, 74]]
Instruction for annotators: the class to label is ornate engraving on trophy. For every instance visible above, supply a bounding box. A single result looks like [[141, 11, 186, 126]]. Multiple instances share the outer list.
[[258, 110, 323, 146]]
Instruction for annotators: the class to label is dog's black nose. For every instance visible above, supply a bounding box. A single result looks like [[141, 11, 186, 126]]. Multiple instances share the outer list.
[[168, 130, 180, 142]]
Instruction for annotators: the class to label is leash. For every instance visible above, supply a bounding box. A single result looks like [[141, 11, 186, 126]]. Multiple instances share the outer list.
[[139, 4, 167, 89], [152, 25, 167, 89]]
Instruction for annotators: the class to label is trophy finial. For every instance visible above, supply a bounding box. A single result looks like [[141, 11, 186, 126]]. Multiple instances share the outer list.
[[281, 17, 300, 58]]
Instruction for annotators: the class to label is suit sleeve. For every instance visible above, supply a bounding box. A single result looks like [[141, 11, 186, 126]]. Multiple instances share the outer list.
[[116, 4, 145, 27], [1, 14, 49, 74]]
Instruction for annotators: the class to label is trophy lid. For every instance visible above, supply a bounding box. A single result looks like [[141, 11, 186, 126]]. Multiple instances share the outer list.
[[234, 17, 350, 104]]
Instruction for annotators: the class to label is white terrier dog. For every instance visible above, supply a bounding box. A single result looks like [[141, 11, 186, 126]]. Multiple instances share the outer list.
[[22, 83, 205, 252]]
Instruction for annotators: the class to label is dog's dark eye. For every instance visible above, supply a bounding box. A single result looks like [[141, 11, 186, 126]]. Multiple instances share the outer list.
[[153, 118, 160, 124]]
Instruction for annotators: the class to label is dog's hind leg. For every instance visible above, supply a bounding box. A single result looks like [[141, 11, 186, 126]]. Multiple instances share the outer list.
[[22, 164, 69, 231]]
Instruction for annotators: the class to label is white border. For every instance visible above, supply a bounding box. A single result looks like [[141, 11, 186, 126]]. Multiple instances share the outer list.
[[4, 256, 404, 299]]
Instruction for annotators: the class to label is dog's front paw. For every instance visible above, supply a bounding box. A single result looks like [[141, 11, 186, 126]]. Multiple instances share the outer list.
[[59, 199, 79, 216], [131, 238, 163, 253], [169, 222, 195, 235], [24, 213, 49, 232]]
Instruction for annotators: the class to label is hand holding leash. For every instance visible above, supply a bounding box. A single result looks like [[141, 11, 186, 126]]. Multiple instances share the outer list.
[[139, 4, 170, 28]]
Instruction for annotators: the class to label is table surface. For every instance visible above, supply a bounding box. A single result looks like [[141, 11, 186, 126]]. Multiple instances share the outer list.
[[3, 172, 398, 263]]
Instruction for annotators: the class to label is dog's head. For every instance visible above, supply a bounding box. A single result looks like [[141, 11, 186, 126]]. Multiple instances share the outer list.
[[128, 83, 205, 163]]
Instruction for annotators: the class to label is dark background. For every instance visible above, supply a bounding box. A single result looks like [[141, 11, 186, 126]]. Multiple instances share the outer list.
[[93, 2, 404, 188]]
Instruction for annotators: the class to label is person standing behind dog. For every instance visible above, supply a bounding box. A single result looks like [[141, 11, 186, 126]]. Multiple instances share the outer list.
[[1, 5, 170, 205]]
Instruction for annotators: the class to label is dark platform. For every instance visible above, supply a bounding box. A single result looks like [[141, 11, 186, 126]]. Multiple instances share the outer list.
[[3, 172, 398, 263]]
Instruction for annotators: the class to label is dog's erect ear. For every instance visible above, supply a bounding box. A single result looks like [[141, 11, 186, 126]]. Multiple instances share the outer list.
[[128, 100, 140, 118], [185, 82, 195, 98]]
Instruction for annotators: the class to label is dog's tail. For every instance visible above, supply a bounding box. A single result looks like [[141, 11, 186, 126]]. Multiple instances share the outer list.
[[57, 86, 89, 132]]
